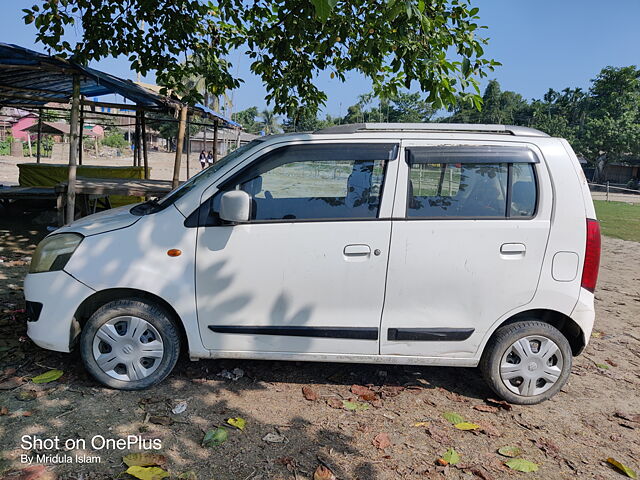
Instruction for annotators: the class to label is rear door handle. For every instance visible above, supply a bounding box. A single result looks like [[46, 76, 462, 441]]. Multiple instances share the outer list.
[[344, 244, 371, 256], [500, 243, 526, 255]]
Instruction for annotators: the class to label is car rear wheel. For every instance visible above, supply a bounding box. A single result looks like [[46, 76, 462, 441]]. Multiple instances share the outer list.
[[480, 320, 572, 405], [80, 299, 180, 390]]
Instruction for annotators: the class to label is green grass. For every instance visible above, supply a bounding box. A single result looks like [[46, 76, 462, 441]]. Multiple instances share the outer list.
[[594, 200, 640, 242]]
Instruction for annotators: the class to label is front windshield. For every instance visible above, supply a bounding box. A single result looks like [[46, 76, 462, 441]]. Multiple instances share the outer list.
[[157, 138, 266, 207]]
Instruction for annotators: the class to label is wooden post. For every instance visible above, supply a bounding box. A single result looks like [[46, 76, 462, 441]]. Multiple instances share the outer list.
[[172, 106, 188, 189], [26, 133, 32, 158], [66, 74, 81, 224], [36, 109, 43, 163], [212, 119, 219, 163], [141, 111, 149, 179], [186, 114, 191, 180], [78, 103, 84, 166], [134, 111, 141, 167]]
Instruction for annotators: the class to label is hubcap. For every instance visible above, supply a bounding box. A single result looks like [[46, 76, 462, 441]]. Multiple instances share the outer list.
[[499, 335, 563, 397], [92, 316, 164, 382]]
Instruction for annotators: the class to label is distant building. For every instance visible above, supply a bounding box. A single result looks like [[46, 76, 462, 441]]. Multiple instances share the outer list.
[[189, 128, 259, 158]]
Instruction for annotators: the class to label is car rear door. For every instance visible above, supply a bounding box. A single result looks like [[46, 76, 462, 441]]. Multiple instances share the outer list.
[[380, 141, 552, 359]]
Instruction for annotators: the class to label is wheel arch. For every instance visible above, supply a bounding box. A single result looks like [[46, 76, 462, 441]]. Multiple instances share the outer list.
[[485, 309, 586, 357], [73, 288, 188, 351]]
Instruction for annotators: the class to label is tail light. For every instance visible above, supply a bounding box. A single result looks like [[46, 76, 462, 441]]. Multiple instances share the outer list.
[[581, 219, 601, 292]]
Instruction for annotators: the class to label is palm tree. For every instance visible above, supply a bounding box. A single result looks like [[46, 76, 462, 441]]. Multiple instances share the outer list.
[[259, 109, 282, 135]]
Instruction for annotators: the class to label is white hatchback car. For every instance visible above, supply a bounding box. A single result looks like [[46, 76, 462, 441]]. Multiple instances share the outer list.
[[24, 123, 600, 404]]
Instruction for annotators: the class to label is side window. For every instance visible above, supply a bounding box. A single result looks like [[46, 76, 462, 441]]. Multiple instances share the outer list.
[[212, 143, 394, 222], [510, 163, 537, 217], [406, 146, 538, 219]]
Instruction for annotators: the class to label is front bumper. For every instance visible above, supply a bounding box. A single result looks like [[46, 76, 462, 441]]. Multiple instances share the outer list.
[[24, 270, 95, 352]]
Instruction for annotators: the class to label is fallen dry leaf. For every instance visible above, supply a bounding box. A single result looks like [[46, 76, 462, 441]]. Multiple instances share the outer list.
[[351, 384, 377, 401], [373, 432, 391, 450], [381, 385, 404, 398], [486, 398, 513, 411], [276, 456, 296, 472], [478, 422, 501, 437], [16, 390, 37, 401], [535, 437, 561, 459], [0, 376, 24, 390], [614, 411, 640, 424], [473, 404, 500, 413], [326, 398, 343, 409], [313, 465, 337, 480], [148, 416, 173, 426], [302, 386, 319, 401], [0, 406, 8, 415]]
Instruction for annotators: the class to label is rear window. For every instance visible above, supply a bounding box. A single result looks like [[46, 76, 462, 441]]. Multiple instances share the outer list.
[[406, 146, 538, 219]]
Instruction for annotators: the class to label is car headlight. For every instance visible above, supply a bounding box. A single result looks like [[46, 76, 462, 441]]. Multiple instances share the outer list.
[[29, 233, 83, 274]]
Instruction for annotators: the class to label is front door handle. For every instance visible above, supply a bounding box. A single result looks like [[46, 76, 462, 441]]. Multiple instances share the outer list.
[[500, 243, 526, 255], [344, 244, 371, 256]]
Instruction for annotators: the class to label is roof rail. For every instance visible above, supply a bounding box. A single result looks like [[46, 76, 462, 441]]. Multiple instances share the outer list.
[[314, 122, 549, 137]]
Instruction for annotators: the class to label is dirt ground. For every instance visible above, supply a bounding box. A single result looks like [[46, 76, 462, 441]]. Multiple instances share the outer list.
[[0, 208, 639, 480]]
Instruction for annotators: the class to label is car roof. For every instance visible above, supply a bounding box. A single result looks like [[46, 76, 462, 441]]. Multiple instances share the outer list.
[[313, 122, 548, 137]]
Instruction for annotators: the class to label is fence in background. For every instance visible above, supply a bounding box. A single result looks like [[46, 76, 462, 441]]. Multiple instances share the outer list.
[[589, 182, 640, 203]]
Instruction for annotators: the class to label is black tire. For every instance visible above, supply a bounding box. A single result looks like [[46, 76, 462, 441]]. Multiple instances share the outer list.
[[479, 320, 572, 405], [80, 299, 180, 390]]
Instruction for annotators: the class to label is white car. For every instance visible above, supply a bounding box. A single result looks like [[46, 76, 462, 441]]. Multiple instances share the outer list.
[[24, 123, 600, 404]]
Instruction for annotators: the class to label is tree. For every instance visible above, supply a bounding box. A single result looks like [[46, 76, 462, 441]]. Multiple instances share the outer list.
[[233, 107, 260, 134], [447, 80, 530, 125], [24, 0, 499, 116], [582, 66, 640, 181], [259, 109, 282, 135]]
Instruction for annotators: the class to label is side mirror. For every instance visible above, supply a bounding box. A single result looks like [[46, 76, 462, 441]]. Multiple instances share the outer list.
[[219, 190, 251, 223]]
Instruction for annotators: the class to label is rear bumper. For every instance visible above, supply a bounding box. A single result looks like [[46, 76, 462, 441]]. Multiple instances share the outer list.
[[570, 287, 596, 352], [24, 271, 94, 352]]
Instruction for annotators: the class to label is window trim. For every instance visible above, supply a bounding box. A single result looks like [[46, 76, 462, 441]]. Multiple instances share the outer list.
[[187, 142, 399, 227], [404, 156, 539, 221]]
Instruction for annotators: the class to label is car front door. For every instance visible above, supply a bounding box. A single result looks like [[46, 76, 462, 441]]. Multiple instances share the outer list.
[[380, 142, 552, 359], [195, 141, 398, 355]]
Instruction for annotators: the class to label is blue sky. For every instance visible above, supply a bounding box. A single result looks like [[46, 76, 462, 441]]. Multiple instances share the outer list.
[[1, 1, 639, 117]]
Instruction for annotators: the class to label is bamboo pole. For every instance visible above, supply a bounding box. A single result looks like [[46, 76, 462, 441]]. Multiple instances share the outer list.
[[172, 106, 188, 189], [36, 108, 42, 163], [141, 111, 149, 179], [186, 114, 191, 180], [212, 120, 219, 163], [78, 103, 84, 166], [66, 74, 81, 224]]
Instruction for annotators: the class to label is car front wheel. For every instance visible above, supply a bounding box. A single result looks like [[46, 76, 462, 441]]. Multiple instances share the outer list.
[[80, 299, 180, 390], [480, 320, 572, 405]]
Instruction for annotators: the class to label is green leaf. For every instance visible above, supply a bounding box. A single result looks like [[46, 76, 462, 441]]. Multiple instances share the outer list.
[[125, 466, 170, 480], [607, 458, 637, 478], [454, 422, 481, 431], [32, 369, 63, 384], [226, 417, 246, 430], [442, 412, 465, 424], [505, 458, 539, 473], [310, 0, 337, 22], [596, 363, 610, 370], [462, 58, 471, 76], [202, 427, 228, 447], [441, 448, 460, 465], [343, 400, 369, 411], [498, 446, 523, 458]]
